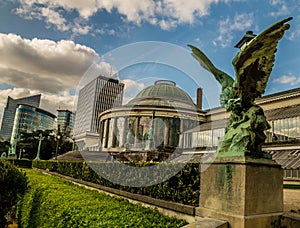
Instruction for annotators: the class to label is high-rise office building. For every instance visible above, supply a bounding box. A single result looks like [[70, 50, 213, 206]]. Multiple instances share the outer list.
[[57, 109, 75, 137], [73, 75, 124, 150], [0, 94, 41, 141], [10, 104, 56, 147]]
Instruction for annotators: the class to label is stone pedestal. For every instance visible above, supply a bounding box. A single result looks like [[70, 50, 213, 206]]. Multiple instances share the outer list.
[[196, 156, 283, 228]]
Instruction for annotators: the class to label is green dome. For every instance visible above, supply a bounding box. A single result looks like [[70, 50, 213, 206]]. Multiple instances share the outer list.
[[127, 80, 196, 110]]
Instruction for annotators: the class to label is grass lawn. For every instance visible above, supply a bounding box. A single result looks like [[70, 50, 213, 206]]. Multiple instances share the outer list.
[[18, 169, 188, 228]]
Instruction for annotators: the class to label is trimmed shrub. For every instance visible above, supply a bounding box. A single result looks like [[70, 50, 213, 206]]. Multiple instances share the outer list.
[[6, 158, 32, 168], [33, 160, 200, 206], [18, 169, 188, 228], [0, 159, 28, 227]]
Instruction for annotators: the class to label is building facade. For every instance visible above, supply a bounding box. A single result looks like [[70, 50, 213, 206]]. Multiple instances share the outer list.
[[179, 88, 300, 178], [10, 104, 56, 149], [57, 109, 75, 137], [0, 94, 41, 141], [180, 88, 300, 149], [73, 75, 124, 150], [98, 80, 205, 160], [97, 81, 300, 174]]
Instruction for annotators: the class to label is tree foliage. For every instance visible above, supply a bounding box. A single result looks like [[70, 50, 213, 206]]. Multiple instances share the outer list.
[[16, 130, 73, 160], [0, 140, 10, 157], [0, 159, 28, 227]]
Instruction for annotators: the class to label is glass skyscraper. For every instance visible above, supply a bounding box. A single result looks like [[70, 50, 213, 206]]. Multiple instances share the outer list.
[[57, 109, 75, 137], [10, 104, 56, 147], [0, 94, 41, 141]]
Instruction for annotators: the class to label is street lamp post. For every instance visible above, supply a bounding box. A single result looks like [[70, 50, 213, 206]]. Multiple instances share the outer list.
[[55, 135, 61, 160], [9, 135, 19, 158], [19, 148, 23, 159], [34, 133, 44, 160]]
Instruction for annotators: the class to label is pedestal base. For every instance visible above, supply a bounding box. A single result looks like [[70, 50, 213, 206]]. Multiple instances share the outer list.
[[196, 156, 283, 228]]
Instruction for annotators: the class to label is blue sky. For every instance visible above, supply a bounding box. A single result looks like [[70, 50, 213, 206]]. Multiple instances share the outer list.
[[0, 0, 300, 120]]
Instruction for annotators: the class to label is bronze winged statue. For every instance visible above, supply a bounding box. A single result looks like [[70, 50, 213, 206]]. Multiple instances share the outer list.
[[188, 17, 292, 157]]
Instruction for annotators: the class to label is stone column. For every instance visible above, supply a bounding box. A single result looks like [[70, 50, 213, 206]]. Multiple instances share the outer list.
[[179, 119, 183, 135], [104, 119, 109, 148], [163, 118, 170, 146], [196, 156, 283, 228], [107, 118, 115, 148], [151, 112, 155, 149], [111, 117, 118, 148], [153, 117, 158, 148], [177, 119, 183, 148], [99, 120, 104, 147], [134, 116, 141, 148], [169, 119, 174, 146], [120, 117, 128, 147]]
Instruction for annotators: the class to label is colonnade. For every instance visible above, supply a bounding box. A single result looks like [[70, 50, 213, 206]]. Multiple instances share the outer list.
[[99, 115, 198, 151]]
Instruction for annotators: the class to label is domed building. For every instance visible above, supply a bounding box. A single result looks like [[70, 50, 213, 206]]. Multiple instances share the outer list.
[[98, 80, 205, 161]]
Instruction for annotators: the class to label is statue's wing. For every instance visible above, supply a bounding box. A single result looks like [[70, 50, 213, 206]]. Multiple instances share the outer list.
[[233, 17, 292, 106], [188, 44, 234, 91]]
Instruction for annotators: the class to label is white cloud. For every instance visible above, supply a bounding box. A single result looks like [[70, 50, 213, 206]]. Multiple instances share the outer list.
[[0, 88, 32, 125], [269, 0, 291, 17], [0, 33, 114, 93], [72, 22, 92, 36], [287, 28, 300, 41], [269, 0, 284, 5], [40, 92, 76, 114], [14, 0, 240, 32], [213, 13, 253, 47], [41, 7, 69, 31], [14, 0, 70, 32], [158, 19, 178, 30], [108, 0, 156, 25], [0, 88, 76, 125], [0, 33, 116, 117], [272, 75, 300, 86], [121, 79, 145, 104], [95, 28, 116, 36], [0, 88, 75, 114], [158, 0, 212, 23], [0, 88, 35, 111]]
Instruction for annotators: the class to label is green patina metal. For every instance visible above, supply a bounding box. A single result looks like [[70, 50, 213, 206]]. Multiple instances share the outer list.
[[34, 133, 45, 160], [189, 17, 292, 157]]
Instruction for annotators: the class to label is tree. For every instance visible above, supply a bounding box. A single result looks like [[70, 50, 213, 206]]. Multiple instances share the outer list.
[[0, 140, 10, 157], [16, 130, 55, 160], [16, 130, 73, 160]]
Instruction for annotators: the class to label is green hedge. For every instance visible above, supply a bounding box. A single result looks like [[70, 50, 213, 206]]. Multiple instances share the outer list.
[[33, 160, 200, 206], [18, 169, 188, 228], [0, 159, 28, 227], [6, 159, 32, 168]]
